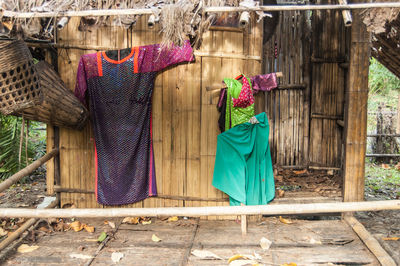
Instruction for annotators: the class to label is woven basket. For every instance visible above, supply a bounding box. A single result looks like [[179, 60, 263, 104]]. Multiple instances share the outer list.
[[0, 40, 42, 115], [14, 61, 89, 130]]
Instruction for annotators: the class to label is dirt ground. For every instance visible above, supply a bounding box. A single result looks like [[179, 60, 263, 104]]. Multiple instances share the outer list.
[[0, 174, 398, 265]]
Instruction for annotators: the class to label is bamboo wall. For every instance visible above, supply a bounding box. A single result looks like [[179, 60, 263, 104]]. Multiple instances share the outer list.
[[263, 2, 347, 168], [47, 16, 264, 209]]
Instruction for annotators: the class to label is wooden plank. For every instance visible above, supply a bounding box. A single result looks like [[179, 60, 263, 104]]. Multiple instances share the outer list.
[[343, 9, 370, 202]]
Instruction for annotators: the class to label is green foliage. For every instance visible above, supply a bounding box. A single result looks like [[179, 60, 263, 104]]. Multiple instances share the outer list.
[[0, 115, 46, 180], [369, 58, 400, 95]]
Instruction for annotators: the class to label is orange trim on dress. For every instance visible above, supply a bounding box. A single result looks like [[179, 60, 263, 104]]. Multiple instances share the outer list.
[[97, 52, 103, 76], [102, 47, 134, 64], [133, 46, 139, 73]]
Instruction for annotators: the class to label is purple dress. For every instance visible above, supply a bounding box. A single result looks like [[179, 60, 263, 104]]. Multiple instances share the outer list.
[[75, 41, 193, 205]]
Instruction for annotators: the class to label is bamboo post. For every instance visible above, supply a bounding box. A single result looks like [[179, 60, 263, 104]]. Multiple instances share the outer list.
[[0, 197, 59, 251], [0, 200, 399, 218], [338, 0, 352, 26], [240, 203, 247, 236], [344, 215, 396, 266], [147, 14, 156, 28], [0, 148, 59, 193], [239, 12, 250, 28], [343, 4, 370, 202]]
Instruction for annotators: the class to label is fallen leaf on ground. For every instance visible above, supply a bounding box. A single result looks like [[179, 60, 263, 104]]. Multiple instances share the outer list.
[[228, 254, 245, 263], [70, 221, 84, 232], [83, 224, 95, 233], [381, 163, 390, 169], [382, 237, 399, 241], [151, 234, 162, 242], [142, 220, 152, 225], [277, 189, 285, 197], [122, 217, 139, 225], [111, 252, 124, 263], [327, 169, 334, 176], [38, 226, 51, 233], [191, 249, 222, 260], [167, 216, 179, 222], [0, 227, 8, 236], [293, 169, 307, 175], [395, 162, 400, 171], [275, 175, 283, 182], [70, 253, 93, 259], [17, 244, 39, 253], [0, 193, 5, 197], [279, 216, 293, 224], [260, 237, 272, 250], [281, 263, 297, 266], [97, 232, 108, 242], [104, 221, 116, 229]]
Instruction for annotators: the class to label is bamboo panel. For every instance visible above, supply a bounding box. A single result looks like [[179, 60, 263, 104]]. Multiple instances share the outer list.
[[263, 9, 309, 166], [52, 14, 262, 212]]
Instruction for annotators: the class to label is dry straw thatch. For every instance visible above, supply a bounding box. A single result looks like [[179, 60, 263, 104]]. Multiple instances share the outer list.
[[0, 0, 240, 47]]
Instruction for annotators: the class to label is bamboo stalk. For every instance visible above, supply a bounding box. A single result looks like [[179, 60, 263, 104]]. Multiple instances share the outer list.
[[308, 166, 341, 171], [338, 0, 352, 27], [366, 154, 400, 157], [344, 215, 396, 266], [0, 200, 399, 218], [2, 3, 400, 19], [0, 197, 59, 251], [0, 148, 59, 193]]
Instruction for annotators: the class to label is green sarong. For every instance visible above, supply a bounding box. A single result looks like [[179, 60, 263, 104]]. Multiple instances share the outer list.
[[212, 112, 275, 206]]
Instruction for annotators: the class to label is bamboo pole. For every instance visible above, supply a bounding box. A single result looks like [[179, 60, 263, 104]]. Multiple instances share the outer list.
[[338, 0, 352, 27], [0, 200, 399, 218], [366, 154, 400, 157], [0, 197, 59, 251], [0, 148, 59, 193], [344, 215, 396, 266], [2, 3, 400, 19]]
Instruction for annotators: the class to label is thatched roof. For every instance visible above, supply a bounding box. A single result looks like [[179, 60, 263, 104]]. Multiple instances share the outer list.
[[370, 12, 400, 78], [0, 0, 242, 47]]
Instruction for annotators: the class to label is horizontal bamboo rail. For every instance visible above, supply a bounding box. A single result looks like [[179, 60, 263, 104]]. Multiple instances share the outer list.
[[2, 3, 400, 19], [366, 154, 400, 157], [0, 148, 59, 193], [367, 134, 400, 137], [344, 215, 396, 266], [0, 197, 59, 251], [0, 200, 399, 218]]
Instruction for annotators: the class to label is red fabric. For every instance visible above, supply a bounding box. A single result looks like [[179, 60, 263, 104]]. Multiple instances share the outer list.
[[232, 77, 254, 108]]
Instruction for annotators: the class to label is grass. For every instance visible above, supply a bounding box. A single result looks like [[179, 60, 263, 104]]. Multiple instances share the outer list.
[[365, 162, 400, 199]]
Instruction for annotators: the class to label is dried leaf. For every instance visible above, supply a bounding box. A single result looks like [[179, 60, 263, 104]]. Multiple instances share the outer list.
[[191, 249, 222, 260], [70, 253, 93, 259], [70, 221, 84, 232], [281, 263, 297, 266], [279, 216, 293, 224], [104, 221, 116, 229], [97, 232, 108, 242], [260, 237, 272, 250], [0, 227, 8, 236], [83, 224, 95, 233], [151, 234, 162, 242], [395, 162, 400, 171], [228, 254, 244, 263], [277, 189, 285, 198], [381, 163, 390, 169], [38, 226, 51, 233], [111, 252, 124, 263], [17, 244, 39, 253], [141, 220, 152, 225], [122, 217, 139, 225], [167, 216, 179, 222], [293, 169, 307, 175], [382, 237, 399, 241]]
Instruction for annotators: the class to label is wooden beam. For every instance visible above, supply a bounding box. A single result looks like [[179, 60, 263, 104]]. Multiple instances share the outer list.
[[2, 3, 400, 19], [343, 7, 370, 202], [0, 200, 399, 218], [344, 215, 396, 266], [0, 149, 59, 193]]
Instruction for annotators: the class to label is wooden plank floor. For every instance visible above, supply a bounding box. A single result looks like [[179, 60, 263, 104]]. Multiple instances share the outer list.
[[3, 218, 379, 265]]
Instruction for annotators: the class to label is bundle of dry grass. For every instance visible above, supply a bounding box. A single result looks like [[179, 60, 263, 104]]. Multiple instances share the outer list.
[[0, 0, 240, 47]]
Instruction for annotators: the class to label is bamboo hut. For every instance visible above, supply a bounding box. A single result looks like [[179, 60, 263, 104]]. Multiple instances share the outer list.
[[0, 0, 398, 211]]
